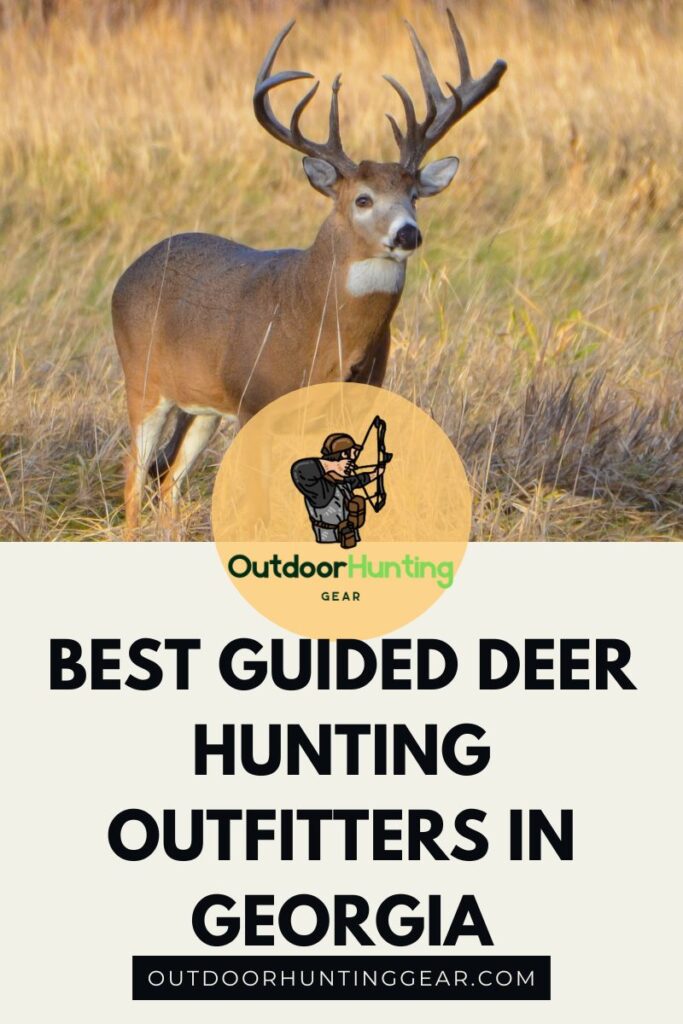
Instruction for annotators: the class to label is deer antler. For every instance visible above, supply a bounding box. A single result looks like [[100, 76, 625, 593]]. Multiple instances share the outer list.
[[253, 20, 358, 177], [385, 8, 507, 173]]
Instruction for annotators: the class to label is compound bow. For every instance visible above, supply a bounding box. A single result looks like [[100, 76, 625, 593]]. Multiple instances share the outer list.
[[353, 415, 392, 513]]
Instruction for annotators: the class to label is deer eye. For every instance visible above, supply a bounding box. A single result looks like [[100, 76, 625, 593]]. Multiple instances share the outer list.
[[410, 193, 418, 207], [355, 194, 373, 208]]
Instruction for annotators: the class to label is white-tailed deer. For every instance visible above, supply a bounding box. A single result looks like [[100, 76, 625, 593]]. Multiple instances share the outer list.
[[112, 8, 506, 530]]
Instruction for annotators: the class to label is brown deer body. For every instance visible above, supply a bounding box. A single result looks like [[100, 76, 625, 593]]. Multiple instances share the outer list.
[[112, 11, 506, 530]]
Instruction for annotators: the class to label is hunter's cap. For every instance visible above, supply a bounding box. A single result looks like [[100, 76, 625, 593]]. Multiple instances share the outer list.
[[321, 432, 358, 456]]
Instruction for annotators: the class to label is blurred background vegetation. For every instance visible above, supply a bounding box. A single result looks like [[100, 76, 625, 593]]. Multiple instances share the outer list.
[[0, 0, 681, 539], [2, 0, 681, 30]]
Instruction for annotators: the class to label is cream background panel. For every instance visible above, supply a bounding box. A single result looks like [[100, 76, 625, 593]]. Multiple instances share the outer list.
[[0, 542, 680, 1022]]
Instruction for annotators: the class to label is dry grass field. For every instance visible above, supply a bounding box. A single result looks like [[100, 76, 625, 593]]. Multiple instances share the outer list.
[[0, 0, 681, 540]]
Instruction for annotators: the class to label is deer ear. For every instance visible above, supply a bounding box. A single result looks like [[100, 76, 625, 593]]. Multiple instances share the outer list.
[[416, 156, 460, 197], [302, 157, 341, 197]]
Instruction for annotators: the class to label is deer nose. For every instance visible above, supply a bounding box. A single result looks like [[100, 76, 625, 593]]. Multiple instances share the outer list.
[[393, 223, 422, 251]]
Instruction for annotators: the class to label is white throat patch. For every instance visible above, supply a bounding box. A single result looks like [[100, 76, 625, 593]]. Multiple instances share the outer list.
[[346, 259, 406, 298]]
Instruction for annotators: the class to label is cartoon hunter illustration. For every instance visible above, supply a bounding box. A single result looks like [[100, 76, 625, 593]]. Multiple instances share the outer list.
[[291, 416, 392, 548]]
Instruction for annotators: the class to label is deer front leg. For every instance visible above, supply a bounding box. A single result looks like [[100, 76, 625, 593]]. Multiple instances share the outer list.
[[346, 333, 391, 387]]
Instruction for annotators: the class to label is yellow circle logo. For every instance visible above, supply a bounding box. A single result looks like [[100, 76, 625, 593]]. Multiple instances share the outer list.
[[212, 383, 470, 638]]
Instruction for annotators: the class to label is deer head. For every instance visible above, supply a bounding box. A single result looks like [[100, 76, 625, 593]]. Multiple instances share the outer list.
[[253, 8, 507, 264]]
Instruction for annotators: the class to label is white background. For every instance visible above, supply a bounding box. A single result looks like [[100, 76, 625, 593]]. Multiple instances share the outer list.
[[1, 542, 681, 1021]]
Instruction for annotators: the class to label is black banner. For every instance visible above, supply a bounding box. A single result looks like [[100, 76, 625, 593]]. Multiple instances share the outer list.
[[132, 955, 550, 1000]]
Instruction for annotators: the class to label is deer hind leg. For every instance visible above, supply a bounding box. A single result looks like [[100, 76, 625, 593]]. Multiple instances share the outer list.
[[149, 411, 195, 484], [124, 396, 173, 534], [159, 413, 222, 528]]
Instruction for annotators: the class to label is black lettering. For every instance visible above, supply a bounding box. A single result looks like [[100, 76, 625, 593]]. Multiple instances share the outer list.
[[279, 895, 329, 946], [596, 639, 636, 689], [164, 638, 200, 690], [50, 639, 85, 689], [194, 724, 235, 775], [108, 808, 158, 861], [219, 639, 266, 690], [417, 639, 458, 689], [479, 639, 519, 689], [192, 894, 238, 946], [126, 638, 162, 690]]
